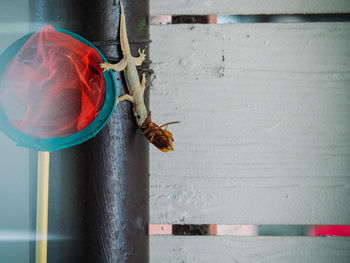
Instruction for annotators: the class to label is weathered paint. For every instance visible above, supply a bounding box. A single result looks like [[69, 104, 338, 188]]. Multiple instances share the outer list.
[[151, 0, 350, 15], [151, 236, 350, 263], [149, 23, 350, 224]]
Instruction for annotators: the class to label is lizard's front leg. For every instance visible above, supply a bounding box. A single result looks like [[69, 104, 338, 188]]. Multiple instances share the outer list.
[[133, 49, 146, 66], [117, 94, 134, 105], [141, 73, 146, 94], [100, 57, 128, 72]]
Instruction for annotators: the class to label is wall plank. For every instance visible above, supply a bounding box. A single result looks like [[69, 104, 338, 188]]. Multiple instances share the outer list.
[[149, 23, 350, 224], [150, 0, 350, 15], [150, 236, 350, 263]]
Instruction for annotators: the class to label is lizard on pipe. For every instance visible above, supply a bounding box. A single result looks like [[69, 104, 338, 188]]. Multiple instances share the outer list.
[[101, 1, 179, 152]]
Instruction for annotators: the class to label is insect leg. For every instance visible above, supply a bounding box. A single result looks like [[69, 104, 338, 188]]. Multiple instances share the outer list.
[[149, 130, 156, 142]]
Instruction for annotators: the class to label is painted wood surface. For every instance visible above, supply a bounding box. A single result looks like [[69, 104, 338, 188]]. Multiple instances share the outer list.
[[150, 0, 350, 15], [149, 23, 350, 224], [150, 236, 350, 263]]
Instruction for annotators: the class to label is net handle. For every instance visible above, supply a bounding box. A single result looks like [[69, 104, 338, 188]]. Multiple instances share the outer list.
[[35, 151, 50, 263]]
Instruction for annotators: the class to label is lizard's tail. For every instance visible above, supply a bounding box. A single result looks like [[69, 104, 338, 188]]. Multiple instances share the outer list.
[[119, 1, 130, 55], [119, 1, 125, 15]]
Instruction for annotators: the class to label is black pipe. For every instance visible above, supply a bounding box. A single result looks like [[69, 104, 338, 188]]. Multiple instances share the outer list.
[[29, 0, 150, 262]]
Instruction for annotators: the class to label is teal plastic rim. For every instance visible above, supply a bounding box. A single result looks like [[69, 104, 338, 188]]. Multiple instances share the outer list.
[[0, 27, 117, 152]]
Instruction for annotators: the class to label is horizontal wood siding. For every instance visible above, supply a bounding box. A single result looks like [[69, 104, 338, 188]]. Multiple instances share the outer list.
[[150, 236, 350, 263], [149, 23, 350, 224], [150, 0, 350, 15]]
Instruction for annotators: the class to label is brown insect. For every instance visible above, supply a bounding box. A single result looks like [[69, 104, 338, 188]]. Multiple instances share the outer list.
[[140, 112, 179, 152]]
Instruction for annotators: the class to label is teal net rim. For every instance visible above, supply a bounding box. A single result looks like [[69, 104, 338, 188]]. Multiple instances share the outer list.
[[0, 27, 117, 152]]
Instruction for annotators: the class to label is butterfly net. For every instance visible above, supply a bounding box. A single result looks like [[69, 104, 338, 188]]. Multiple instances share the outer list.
[[0, 25, 106, 139]]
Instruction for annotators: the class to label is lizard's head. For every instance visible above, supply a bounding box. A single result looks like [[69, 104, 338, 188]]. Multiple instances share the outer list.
[[133, 103, 148, 127]]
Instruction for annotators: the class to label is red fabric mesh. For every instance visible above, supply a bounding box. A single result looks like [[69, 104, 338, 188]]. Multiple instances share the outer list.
[[0, 25, 106, 138]]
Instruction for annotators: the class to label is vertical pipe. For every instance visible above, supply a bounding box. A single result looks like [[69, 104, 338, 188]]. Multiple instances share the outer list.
[[29, 0, 150, 262]]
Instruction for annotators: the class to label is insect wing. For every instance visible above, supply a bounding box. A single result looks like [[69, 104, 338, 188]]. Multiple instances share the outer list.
[[151, 128, 174, 152]]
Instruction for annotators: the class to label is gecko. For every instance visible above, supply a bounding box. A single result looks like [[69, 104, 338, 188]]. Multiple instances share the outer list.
[[100, 1, 178, 152]]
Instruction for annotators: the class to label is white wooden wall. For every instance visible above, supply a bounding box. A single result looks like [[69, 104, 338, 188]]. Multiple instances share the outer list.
[[151, 0, 350, 15], [149, 1, 350, 262]]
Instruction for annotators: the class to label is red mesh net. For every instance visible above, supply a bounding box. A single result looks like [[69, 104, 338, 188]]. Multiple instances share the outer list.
[[0, 25, 106, 138]]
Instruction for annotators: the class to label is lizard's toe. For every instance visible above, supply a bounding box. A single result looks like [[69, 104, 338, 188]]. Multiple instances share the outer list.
[[100, 62, 110, 71]]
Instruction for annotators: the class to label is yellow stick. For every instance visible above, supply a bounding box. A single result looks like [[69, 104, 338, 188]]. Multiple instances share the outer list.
[[35, 151, 50, 263]]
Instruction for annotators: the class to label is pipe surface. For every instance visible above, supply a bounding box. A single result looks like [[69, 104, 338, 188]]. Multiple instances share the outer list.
[[29, 0, 150, 262]]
